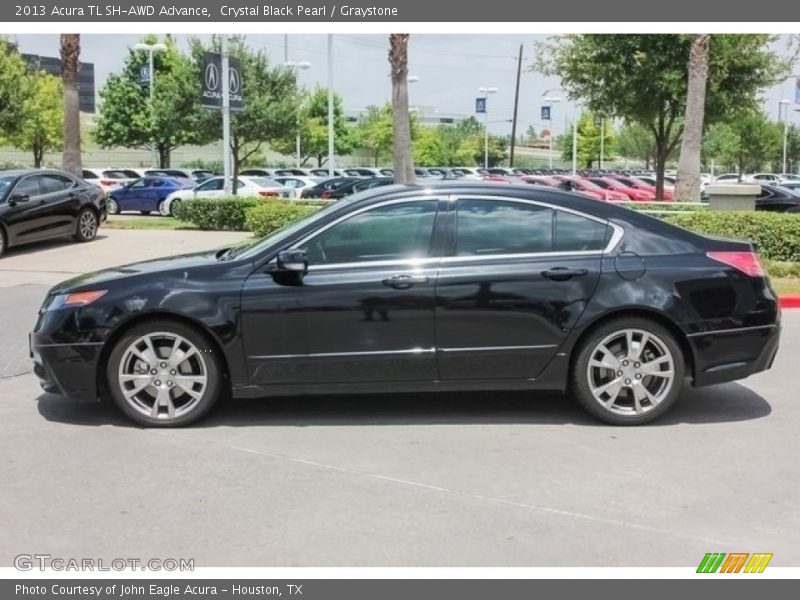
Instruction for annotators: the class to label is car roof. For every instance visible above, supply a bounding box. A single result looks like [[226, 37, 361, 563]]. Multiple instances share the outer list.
[[0, 169, 77, 178]]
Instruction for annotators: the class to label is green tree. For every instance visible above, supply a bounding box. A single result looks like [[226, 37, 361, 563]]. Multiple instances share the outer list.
[[9, 72, 64, 167], [190, 37, 299, 187], [524, 125, 538, 145], [786, 124, 800, 174], [558, 111, 614, 168], [353, 104, 394, 166], [413, 127, 446, 166], [96, 35, 215, 167], [615, 122, 659, 169], [273, 87, 353, 167], [0, 38, 31, 138], [536, 34, 789, 198], [455, 133, 507, 167], [704, 111, 781, 176]]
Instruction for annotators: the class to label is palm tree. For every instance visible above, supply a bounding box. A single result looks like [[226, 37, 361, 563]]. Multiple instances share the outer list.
[[389, 34, 414, 184], [675, 34, 710, 202], [60, 34, 82, 177]]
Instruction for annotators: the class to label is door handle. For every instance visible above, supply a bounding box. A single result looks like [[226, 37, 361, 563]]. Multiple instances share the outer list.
[[382, 274, 429, 289], [541, 267, 589, 281]]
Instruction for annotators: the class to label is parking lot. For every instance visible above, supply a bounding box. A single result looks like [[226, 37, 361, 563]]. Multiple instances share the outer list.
[[1, 229, 799, 567]]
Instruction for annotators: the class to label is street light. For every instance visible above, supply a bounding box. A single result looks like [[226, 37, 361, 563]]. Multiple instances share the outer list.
[[133, 42, 167, 168], [478, 86, 498, 169], [542, 92, 563, 169], [780, 99, 792, 176], [284, 60, 312, 169]]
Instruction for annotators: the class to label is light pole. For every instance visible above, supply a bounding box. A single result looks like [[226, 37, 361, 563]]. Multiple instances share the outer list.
[[780, 99, 791, 175], [478, 86, 498, 169], [542, 93, 562, 169], [134, 41, 167, 168], [284, 60, 312, 169]]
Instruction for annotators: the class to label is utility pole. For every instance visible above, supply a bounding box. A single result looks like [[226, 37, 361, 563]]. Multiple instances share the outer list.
[[509, 44, 523, 168], [221, 36, 232, 195], [327, 34, 335, 177]]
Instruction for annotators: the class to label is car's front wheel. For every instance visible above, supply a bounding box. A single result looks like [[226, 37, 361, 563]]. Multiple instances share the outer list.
[[572, 317, 685, 425], [168, 199, 181, 216], [106, 320, 223, 427], [107, 198, 120, 215]]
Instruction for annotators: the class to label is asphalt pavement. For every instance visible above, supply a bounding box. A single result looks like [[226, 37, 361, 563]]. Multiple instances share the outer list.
[[0, 229, 798, 567]]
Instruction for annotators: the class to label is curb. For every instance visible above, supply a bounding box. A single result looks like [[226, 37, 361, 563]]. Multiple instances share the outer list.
[[779, 296, 800, 309]]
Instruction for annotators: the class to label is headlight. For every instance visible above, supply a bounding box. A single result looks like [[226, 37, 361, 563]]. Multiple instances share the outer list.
[[45, 290, 108, 311]]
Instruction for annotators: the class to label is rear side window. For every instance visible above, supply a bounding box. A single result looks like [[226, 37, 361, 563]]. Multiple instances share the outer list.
[[455, 199, 553, 256], [554, 211, 608, 252], [40, 174, 74, 193]]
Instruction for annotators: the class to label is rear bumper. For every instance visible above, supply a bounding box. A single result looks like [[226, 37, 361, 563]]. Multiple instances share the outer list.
[[30, 332, 102, 402], [688, 323, 780, 387]]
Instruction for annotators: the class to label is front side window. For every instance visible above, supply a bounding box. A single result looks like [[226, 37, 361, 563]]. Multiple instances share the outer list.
[[196, 178, 223, 192], [13, 176, 42, 197], [299, 200, 438, 266]]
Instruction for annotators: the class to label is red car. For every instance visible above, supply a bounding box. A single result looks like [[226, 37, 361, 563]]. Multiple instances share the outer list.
[[552, 175, 630, 201], [520, 175, 562, 187], [609, 175, 673, 201], [585, 176, 655, 201]]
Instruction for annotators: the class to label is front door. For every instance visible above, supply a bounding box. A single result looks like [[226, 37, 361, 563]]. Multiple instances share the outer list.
[[435, 196, 607, 380], [241, 198, 443, 385]]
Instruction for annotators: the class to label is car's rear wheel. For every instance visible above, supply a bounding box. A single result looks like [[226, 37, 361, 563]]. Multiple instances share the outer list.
[[168, 199, 181, 216], [572, 318, 684, 425], [107, 198, 119, 215], [156, 199, 166, 215], [0, 227, 6, 257], [106, 320, 223, 427], [73, 208, 99, 242]]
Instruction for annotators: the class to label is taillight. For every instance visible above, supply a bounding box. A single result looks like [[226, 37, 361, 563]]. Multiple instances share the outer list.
[[321, 191, 331, 199], [258, 191, 278, 197], [100, 179, 116, 186], [707, 251, 765, 277]]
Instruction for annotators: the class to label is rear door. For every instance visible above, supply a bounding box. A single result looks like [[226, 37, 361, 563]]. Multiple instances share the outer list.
[[37, 173, 82, 236], [434, 195, 609, 380]]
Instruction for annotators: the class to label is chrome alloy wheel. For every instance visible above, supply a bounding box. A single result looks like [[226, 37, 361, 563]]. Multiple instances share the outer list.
[[79, 210, 98, 239], [117, 332, 208, 420], [586, 328, 675, 416]]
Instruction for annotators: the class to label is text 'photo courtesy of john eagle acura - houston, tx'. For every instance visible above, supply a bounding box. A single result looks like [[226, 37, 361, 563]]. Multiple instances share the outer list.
[[29, 182, 780, 427]]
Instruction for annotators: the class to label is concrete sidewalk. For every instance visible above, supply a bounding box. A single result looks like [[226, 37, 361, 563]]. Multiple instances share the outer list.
[[0, 228, 251, 288]]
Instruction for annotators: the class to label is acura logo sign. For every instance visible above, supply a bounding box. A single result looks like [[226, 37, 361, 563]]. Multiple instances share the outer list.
[[228, 67, 240, 94], [205, 62, 219, 91]]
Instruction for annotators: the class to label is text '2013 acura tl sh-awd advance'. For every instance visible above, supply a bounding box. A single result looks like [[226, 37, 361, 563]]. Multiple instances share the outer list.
[[30, 183, 781, 426]]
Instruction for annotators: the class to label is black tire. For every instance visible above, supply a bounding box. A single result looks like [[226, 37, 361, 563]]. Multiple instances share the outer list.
[[156, 199, 165, 215], [107, 198, 120, 215], [140, 210, 151, 216], [0, 227, 6, 257], [169, 199, 181, 216], [571, 317, 685, 425], [73, 208, 99, 243], [106, 319, 224, 427]]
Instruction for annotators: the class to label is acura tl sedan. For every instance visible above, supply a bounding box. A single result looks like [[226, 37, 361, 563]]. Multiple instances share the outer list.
[[1, 169, 105, 257], [30, 183, 780, 427]]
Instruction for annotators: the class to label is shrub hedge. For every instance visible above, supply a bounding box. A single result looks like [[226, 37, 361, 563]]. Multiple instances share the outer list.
[[662, 211, 800, 262], [173, 197, 261, 231], [245, 201, 322, 237]]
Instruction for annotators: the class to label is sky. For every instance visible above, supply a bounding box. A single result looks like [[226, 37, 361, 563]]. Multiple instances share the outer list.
[[9, 33, 800, 138]]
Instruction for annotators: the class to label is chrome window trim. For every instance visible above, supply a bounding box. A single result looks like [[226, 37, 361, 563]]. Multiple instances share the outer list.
[[250, 347, 436, 360], [294, 193, 625, 272]]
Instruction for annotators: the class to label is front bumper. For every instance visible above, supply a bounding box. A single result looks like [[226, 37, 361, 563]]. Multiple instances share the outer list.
[[30, 332, 103, 402], [688, 323, 780, 387]]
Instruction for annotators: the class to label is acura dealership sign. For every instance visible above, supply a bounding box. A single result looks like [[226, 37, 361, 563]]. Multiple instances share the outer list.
[[201, 52, 244, 111]]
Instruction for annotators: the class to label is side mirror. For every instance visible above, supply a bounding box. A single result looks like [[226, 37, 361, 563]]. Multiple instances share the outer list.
[[9, 193, 30, 205], [277, 249, 307, 273]]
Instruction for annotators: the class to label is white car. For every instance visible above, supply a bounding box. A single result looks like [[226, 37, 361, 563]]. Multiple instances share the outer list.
[[273, 176, 324, 198], [750, 173, 782, 184], [81, 168, 137, 192], [714, 173, 743, 183], [160, 176, 290, 216]]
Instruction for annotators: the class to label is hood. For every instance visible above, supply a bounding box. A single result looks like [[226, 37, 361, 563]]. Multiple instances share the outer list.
[[48, 249, 225, 294]]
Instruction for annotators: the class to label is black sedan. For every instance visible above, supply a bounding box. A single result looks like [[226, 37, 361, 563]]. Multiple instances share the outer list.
[[299, 176, 360, 199], [31, 183, 780, 427], [0, 169, 105, 258], [756, 184, 800, 211], [319, 176, 395, 200]]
